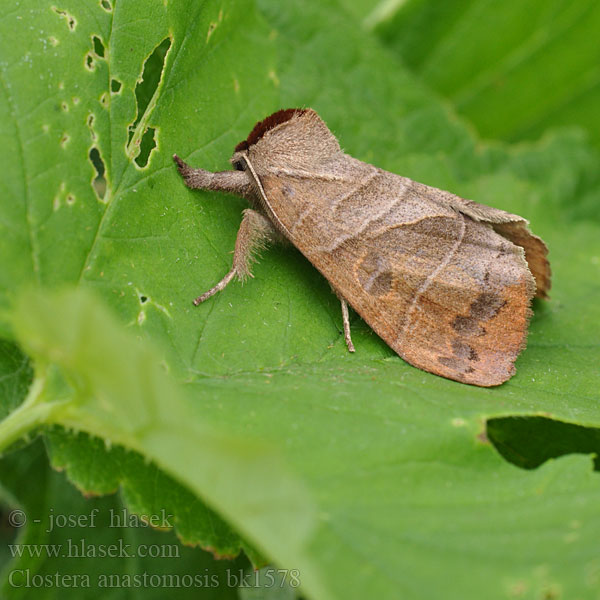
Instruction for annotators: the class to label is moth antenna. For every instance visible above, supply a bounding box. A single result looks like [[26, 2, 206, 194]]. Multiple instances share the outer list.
[[242, 154, 292, 238]]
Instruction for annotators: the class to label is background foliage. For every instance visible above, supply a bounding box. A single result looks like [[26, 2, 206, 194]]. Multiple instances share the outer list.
[[1, 1, 599, 598]]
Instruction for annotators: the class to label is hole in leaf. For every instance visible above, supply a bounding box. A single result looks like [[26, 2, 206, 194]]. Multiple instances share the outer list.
[[100, 0, 112, 11], [87, 113, 97, 141], [487, 416, 600, 471], [66, 193, 76, 205], [51, 7, 77, 31], [99, 91, 109, 108], [85, 52, 95, 71], [89, 147, 107, 200], [110, 79, 122, 94], [60, 133, 70, 148], [139, 295, 148, 304], [127, 37, 171, 147], [92, 35, 105, 58], [61, 101, 69, 112], [134, 127, 157, 168]]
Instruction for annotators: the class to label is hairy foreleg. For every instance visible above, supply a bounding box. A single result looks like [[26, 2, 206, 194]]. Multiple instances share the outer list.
[[173, 154, 255, 200], [193, 209, 279, 305]]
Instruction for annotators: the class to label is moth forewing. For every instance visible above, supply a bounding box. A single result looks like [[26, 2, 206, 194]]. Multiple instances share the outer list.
[[174, 108, 550, 387]]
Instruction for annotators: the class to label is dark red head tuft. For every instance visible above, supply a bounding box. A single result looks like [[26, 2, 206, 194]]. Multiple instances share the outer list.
[[235, 108, 307, 152]]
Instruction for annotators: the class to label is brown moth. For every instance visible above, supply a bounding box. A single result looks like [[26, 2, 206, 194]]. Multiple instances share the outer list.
[[173, 108, 550, 386]]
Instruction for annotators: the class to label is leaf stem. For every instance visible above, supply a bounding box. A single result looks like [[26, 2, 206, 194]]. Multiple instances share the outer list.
[[0, 372, 66, 454]]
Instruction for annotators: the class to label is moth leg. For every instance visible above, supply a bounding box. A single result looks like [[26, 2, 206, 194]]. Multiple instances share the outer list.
[[193, 209, 278, 306], [173, 154, 255, 200], [340, 298, 356, 353]]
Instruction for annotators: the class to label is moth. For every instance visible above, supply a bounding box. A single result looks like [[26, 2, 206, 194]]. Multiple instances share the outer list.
[[174, 108, 550, 386]]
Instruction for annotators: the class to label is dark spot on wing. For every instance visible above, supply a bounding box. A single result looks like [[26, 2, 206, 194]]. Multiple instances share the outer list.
[[451, 339, 479, 362], [470, 292, 506, 320], [449, 339, 480, 369], [369, 272, 393, 296], [438, 356, 461, 370], [452, 315, 483, 336], [437, 356, 478, 380], [452, 339, 470, 358]]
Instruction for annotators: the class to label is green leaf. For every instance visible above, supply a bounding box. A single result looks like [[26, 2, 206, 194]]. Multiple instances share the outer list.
[[4, 285, 600, 599], [0, 438, 249, 600], [2, 287, 319, 588], [44, 428, 247, 559], [369, 0, 600, 149], [1, 1, 600, 599], [0, 342, 32, 421], [0, 0, 279, 340]]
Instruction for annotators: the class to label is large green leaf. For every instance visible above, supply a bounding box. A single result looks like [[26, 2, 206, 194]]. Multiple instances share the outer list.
[[1, 1, 600, 599]]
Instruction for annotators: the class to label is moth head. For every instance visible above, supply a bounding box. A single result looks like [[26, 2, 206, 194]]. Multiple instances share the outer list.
[[230, 152, 247, 171], [234, 108, 307, 154], [231, 108, 340, 170]]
